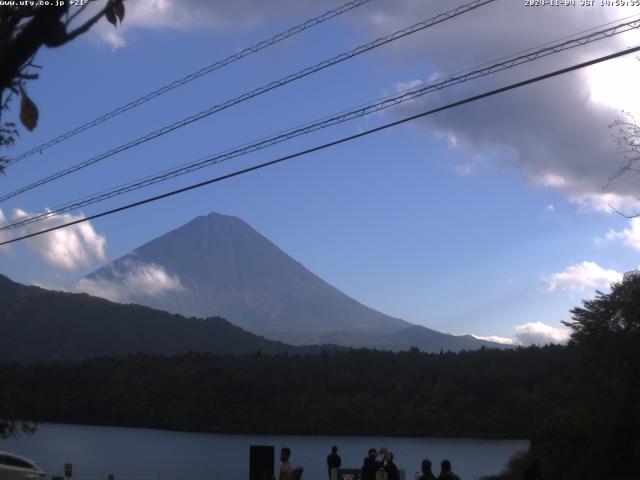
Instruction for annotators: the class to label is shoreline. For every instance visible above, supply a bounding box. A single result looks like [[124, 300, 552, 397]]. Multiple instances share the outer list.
[[16, 421, 531, 442]]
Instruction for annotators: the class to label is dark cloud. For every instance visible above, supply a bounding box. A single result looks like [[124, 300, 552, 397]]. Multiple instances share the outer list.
[[106, 0, 640, 208]]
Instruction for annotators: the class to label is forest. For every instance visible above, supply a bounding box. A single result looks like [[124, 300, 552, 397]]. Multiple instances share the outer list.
[[0, 344, 571, 439]]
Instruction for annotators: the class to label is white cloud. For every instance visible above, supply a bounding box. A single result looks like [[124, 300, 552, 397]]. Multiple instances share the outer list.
[[472, 322, 571, 346], [87, 0, 640, 214], [395, 79, 422, 93], [603, 217, 640, 250], [0, 209, 11, 253], [360, 1, 640, 213], [544, 261, 622, 292], [569, 191, 640, 214], [545, 203, 555, 212], [588, 54, 640, 116], [532, 172, 568, 189], [70, 260, 183, 302], [91, 0, 320, 48], [0, 208, 107, 270], [514, 322, 571, 346], [472, 334, 515, 345]]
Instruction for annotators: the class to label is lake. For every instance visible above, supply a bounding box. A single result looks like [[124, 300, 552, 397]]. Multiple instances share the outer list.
[[0, 424, 527, 480]]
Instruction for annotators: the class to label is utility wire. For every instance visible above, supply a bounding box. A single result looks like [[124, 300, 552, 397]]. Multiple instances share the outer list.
[[0, 0, 498, 204], [2, 44, 639, 247], [4, 15, 639, 231], [2, 0, 373, 167]]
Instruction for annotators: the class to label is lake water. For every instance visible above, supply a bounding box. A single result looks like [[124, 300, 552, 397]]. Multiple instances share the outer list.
[[0, 424, 527, 480]]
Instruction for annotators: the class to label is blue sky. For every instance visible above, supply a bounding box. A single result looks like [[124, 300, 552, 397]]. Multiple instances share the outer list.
[[2, 0, 640, 345]]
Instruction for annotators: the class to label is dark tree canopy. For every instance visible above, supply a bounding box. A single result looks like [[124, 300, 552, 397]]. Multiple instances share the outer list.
[[0, 345, 572, 439], [503, 272, 640, 480]]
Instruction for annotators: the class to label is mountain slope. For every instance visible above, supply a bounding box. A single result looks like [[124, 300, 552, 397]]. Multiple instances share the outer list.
[[83, 212, 508, 352], [86, 213, 410, 336], [0, 274, 324, 362]]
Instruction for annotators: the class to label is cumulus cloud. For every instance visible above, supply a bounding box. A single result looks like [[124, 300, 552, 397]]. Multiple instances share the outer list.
[[544, 261, 622, 292], [396, 79, 422, 92], [70, 260, 184, 302], [514, 322, 571, 346], [473, 322, 571, 346], [358, 1, 640, 211], [602, 217, 640, 250], [91, 0, 321, 48], [85, 1, 640, 209], [0, 209, 10, 253], [471, 334, 515, 345], [0, 208, 107, 270]]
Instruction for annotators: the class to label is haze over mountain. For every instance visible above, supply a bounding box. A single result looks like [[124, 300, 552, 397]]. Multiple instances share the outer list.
[[81, 212, 506, 352]]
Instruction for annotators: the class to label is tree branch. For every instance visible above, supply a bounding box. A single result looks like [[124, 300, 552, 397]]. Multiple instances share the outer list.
[[57, 0, 115, 45], [65, 2, 91, 27]]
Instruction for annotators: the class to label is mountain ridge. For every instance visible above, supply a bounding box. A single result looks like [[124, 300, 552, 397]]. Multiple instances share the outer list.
[[83, 212, 508, 352], [0, 274, 335, 362]]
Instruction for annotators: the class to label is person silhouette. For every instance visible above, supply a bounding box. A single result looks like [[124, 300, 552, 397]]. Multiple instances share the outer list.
[[418, 459, 436, 480], [383, 452, 399, 480], [280, 448, 294, 480], [361, 449, 379, 480], [437, 460, 460, 480], [327, 446, 342, 479]]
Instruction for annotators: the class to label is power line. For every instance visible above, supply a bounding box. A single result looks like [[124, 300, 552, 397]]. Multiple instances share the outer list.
[[4, 15, 639, 231], [2, 44, 639, 247], [2, 0, 373, 168], [0, 0, 498, 204]]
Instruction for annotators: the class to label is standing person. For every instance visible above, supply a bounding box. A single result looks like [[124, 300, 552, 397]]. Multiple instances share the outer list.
[[437, 460, 460, 480], [361, 448, 379, 480], [327, 445, 342, 479], [383, 452, 399, 480], [418, 460, 436, 480], [280, 447, 294, 480]]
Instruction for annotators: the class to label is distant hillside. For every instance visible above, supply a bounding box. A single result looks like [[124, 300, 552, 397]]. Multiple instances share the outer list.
[[277, 325, 508, 352], [83, 212, 507, 352], [0, 275, 327, 362]]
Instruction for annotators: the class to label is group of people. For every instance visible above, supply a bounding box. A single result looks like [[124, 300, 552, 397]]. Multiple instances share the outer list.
[[417, 458, 459, 480], [360, 448, 399, 480], [278, 446, 460, 480], [359, 448, 459, 480]]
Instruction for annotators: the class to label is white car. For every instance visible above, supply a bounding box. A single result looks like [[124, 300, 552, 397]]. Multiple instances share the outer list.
[[0, 452, 47, 480]]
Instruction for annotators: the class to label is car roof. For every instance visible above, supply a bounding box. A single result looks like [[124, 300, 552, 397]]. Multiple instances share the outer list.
[[0, 451, 38, 466]]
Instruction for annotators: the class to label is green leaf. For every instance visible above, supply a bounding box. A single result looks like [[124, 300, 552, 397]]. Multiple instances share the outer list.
[[114, 0, 125, 23], [19, 88, 38, 131], [105, 6, 117, 27]]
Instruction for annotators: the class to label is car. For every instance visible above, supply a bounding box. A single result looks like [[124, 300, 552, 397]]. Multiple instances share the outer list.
[[0, 451, 47, 480]]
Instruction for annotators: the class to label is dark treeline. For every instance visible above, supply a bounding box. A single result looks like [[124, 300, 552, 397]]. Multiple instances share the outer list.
[[1, 345, 572, 439]]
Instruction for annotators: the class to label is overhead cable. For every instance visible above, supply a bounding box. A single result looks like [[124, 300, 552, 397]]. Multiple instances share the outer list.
[[4, 15, 639, 231], [0, 0, 498, 204], [2, 0, 374, 167], [2, 44, 639, 247]]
